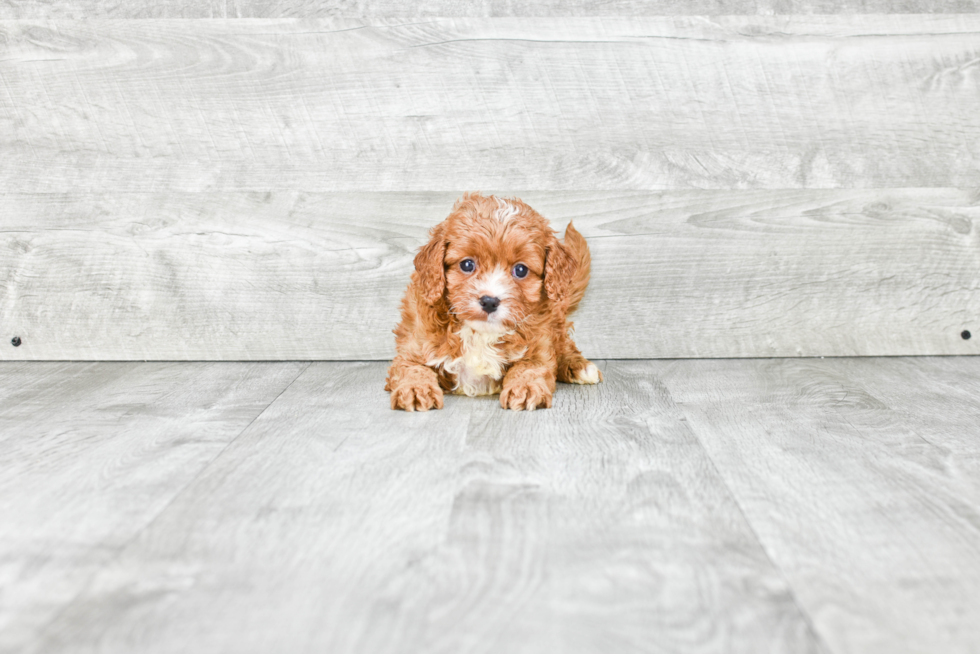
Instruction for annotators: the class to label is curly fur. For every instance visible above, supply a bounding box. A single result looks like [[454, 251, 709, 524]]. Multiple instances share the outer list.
[[385, 193, 602, 411]]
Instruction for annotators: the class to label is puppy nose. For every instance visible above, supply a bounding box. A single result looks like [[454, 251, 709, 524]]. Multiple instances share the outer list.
[[479, 295, 500, 314]]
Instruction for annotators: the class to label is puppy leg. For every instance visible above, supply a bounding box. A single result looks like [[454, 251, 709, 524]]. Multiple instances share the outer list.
[[500, 364, 556, 411], [386, 360, 444, 412], [557, 353, 603, 385], [555, 334, 603, 385]]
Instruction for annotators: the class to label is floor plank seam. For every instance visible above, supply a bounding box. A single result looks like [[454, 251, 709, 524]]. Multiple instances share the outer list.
[[668, 397, 835, 654], [21, 361, 314, 646]]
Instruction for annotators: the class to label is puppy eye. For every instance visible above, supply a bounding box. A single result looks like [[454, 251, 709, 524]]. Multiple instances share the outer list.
[[460, 259, 476, 273], [512, 263, 529, 279]]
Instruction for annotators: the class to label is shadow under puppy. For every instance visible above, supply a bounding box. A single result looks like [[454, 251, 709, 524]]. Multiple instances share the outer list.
[[386, 193, 602, 411]]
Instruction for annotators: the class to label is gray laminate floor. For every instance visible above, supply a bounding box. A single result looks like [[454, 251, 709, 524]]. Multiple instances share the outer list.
[[1, 358, 978, 654]]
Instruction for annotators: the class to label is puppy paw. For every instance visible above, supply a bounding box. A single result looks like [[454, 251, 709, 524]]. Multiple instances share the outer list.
[[559, 357, 603, 385], [389, 373, 444, 412], [500, 376, 553, 411]]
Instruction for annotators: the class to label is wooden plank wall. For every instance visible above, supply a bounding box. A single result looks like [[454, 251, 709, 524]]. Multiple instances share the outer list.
[[4, 1, 980, 18], [1, 9, 978, 360]]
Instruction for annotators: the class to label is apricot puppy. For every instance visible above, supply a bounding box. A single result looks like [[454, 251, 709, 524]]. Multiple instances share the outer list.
[[385, 193, 602, 411]]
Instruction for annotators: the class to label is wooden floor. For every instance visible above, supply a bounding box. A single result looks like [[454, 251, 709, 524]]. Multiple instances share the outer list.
[[2, 358, 978, 653]]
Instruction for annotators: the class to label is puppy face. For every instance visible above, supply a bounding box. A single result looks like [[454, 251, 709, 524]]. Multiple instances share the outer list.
[[415, 194, 573, 331], [444, 224, 545, 330]]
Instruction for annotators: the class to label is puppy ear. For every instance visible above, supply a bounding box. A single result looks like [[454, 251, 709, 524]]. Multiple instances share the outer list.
[[544, 232, 578, 307], [414, 223, 448, 305]]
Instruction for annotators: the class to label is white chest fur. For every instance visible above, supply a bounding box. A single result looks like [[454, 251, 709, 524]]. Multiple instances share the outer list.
[[429, 323, 516, 396]]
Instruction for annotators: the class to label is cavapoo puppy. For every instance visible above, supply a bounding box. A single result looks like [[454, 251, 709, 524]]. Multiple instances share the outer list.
[[386, 193, 602, 411]]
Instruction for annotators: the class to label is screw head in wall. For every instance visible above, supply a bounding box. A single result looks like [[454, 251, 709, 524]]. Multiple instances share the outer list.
[[963, 330, 972, 340], [11, 336, 21, 347]]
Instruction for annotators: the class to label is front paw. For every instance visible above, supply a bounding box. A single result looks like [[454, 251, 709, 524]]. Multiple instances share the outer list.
[[390, 377, 444, 412], [500, 376, 553, 411]]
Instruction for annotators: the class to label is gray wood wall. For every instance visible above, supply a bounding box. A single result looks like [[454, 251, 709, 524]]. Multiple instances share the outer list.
[[1, 7, 978, 360]]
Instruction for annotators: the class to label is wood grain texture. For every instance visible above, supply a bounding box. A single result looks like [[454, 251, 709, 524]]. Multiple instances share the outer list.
[[6, 358, 979, 653], [660, 357, 980, 654], [21, 361, 824, 654], [1, 16, 979, 191], [2, 190, 977, 360], [4, 0, 980, 19], [0, 360, 306, 654]]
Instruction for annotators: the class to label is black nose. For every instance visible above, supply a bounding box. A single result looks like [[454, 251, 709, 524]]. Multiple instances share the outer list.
[[479, 295, 500, 314]]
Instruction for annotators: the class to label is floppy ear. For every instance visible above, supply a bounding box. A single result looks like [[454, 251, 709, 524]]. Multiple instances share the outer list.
[[544, 233, 578, 307], [414, 223, 448, 306]]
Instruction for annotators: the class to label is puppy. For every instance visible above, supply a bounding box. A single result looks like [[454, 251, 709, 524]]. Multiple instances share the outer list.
[[385, 193, 602, 411]]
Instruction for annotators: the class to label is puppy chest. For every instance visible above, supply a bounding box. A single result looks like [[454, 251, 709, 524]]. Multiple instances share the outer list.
[[435, 325, 514, 397]]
